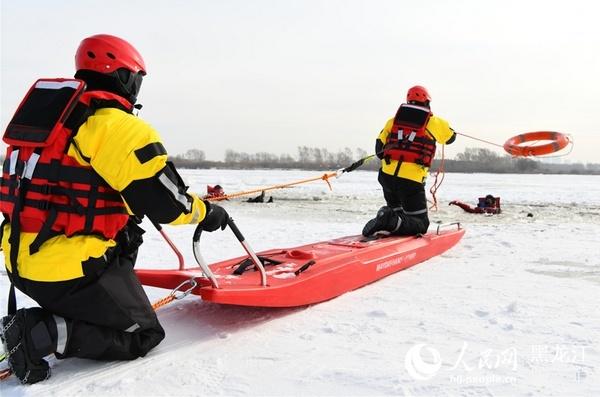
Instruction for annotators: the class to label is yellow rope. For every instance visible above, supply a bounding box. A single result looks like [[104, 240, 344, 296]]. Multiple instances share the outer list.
[[0, 368, 11, 381], [207, 171, 338, 201], [151, 295, 176, 311], [455, 132, 505, 149]]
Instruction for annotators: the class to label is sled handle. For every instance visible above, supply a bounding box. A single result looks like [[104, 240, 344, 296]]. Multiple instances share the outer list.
[[151, 219, 186, 270], [227, 219, 268, 286], [193, 217, 268, 288], [192, 234, 219, 288], [436, 222, 461, 235]]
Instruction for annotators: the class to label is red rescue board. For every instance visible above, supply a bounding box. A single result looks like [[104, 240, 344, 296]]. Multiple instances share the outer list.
[[136, 227, 465, 307]]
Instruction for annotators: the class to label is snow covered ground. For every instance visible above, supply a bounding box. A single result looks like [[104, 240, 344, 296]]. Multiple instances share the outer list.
[[2, 169, 599, 396]]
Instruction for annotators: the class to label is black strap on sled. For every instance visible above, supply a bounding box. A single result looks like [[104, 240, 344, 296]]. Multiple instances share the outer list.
[[232, 255, 283, 275], [294, 260, 316, 276]]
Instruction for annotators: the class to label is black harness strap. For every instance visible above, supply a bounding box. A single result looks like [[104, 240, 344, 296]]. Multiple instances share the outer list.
[[20, 201, 126, 255], [0, 194, 126, 213], [50, 184, 121, 202], [2, 161, 109, 186], [29, 207, 58, 255], [1, 188, 126, 257], [393, 159, 402, 177], [63, 101, 94, 134], [85, 185, 98, 232], [386, 136, 436, 156], [48, 159, 60, 183], [0, 178, 122, 202]]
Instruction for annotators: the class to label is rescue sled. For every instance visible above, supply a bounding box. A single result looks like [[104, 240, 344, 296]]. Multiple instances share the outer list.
[[136, 220, 465, 307]]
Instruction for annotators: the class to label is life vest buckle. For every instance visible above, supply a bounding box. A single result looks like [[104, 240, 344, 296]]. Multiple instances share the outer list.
[[11, 152, 41, 188], [38, 184, 51, 195], [73, 202, 86, 216], [37, 200, 51, 211], [14, 161, 25, 179]]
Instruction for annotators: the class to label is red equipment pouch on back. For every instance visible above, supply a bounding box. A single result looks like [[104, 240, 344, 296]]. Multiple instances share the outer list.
[[3, 78, 85, 147], [393, 103, 431, 129]]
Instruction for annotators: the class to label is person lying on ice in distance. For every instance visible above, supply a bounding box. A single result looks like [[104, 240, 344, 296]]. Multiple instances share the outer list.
[[247, 190, 266, 203], [449, 194, 501, 214], [0, 34, 230, 385], [246, 190, 273, 203], [362, 85, 456, 237]]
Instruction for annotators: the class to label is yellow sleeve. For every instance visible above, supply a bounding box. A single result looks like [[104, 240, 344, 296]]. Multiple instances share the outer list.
[[70, 108, 167, 191], [426, 115, 454, 144], [377, 118, 394, 144], [70, 107, 207, 225]]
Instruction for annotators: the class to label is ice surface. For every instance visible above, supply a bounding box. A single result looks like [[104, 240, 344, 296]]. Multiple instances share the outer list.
[[1, 169, 599, 396]]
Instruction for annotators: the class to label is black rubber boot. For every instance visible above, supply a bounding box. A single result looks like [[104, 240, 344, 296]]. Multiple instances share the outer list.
[[0, 308, 58, 384], [362, 206, 402, 237]]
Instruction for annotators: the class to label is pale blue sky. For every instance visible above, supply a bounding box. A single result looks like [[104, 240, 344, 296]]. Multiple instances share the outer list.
[[1, 0, 598, 162]]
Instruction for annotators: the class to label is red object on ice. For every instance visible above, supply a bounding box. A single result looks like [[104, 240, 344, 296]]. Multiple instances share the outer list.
[[204, 185, 225, 199], [136, 226, 465, 307], [449, 196, 501, 214]]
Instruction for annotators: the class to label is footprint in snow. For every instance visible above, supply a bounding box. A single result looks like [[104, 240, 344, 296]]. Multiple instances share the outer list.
[[367, 310, 388, 318], [505, 301, 518, 313], [474, 310, 489, 317], [299, 333, 315, 341]]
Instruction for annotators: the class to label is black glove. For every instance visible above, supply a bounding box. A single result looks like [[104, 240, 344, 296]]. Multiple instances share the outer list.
[[116, 217, 146, 258], [199, 201, 229, 232]]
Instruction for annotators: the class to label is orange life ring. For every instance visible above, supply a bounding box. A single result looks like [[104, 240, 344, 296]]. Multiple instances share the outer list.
[[503, 131, 569, 157]]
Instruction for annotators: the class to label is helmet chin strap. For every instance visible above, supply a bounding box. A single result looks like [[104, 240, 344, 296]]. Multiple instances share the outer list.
[[75, 69, 138, 105], [408, 100, 430, 107]]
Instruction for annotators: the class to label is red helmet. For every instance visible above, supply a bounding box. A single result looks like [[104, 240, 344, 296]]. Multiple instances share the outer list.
[[75, 34, 146, 75], [406, 85, 431, 103]]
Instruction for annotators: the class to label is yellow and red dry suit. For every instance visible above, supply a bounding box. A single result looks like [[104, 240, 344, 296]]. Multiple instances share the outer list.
[[376, 103, 455, 183], [1, 79, 207, 283]]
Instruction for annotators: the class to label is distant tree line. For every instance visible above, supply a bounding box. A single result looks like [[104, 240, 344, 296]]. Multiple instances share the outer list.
[[168, 146, 600, 175], [0, 146, 596, 175], [171, 147, 373, 171], [435, 147, 600, 174]]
